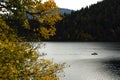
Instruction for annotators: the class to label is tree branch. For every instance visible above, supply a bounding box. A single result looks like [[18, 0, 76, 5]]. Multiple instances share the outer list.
[[26, 10, 44, 15]]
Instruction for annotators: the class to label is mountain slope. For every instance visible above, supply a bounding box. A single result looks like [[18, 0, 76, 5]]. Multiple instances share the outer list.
[[53, 0, 120, 41], [59, 8, 73, 14], [27, 8, 72, 19]]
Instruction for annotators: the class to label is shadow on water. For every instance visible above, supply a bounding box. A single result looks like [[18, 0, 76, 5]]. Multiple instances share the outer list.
[[102, 58, 120, 76]]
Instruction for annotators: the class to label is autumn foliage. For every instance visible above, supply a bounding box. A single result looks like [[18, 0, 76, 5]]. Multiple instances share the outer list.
[[0, 0, 64, 80]]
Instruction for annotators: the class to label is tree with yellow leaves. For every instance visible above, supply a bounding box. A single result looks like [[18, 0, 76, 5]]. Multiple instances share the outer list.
[[0, 0, 64, 80]]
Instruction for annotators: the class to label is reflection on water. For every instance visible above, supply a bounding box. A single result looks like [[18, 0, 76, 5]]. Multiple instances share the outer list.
[[40, 42, 120, 80], [103, 58, 120, 76]]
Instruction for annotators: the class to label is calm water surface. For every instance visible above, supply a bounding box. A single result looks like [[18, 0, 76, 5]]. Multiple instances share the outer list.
[[40, 42, 120, 80]]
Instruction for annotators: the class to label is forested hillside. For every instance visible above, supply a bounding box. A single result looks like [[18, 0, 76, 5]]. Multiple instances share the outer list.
[[52, 0, 120, 41], [17, 0, 120, 41], [59, 8, 73, 14]]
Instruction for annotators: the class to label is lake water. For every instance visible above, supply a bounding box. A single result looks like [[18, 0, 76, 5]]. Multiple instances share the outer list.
[[39, 42, 120, 80]]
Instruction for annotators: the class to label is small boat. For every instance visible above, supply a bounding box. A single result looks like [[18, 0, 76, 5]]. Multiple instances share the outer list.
[[91, 52, 98, 55]]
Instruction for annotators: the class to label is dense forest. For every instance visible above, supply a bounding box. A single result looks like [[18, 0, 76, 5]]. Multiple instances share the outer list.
[[18, 0, 120, 41], [52, 0, 120, 41]]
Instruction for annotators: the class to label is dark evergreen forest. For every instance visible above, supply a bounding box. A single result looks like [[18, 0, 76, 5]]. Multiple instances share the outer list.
[[18, 0, 120, 41], [52, 0, 120, 41]]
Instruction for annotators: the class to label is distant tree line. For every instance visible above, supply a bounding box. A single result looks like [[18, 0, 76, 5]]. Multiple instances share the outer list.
[[17, 0, 120, 41], [51, 0, 120, 41]]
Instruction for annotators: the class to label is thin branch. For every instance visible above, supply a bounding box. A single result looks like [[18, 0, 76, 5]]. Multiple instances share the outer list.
[[26, 10, 44, 15]]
